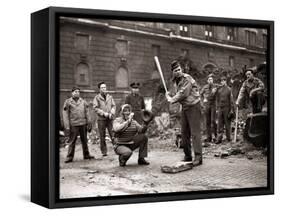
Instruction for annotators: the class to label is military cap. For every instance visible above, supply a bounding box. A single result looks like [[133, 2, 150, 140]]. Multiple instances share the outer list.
[[72, 86, 80, 92], [171, 60, 181, 71], [130, 82, 140, 88], [245, 68, 254, 74]]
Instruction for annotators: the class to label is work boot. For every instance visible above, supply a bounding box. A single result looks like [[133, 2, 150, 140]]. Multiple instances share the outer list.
[[64, 158, 73, 163], [215, 138, 222, 144], [193, 154, 203, 166], [119, 156, 127, 167], [138, 158, 150, 165], [182, 156, 193, 162], [84, 155, 95, 160]]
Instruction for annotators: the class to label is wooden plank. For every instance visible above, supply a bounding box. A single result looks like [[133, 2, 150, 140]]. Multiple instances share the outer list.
[[161, 161, 193, 173]]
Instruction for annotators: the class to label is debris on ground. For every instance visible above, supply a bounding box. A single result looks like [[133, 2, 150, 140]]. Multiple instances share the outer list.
[[87, 170, 99, 175]]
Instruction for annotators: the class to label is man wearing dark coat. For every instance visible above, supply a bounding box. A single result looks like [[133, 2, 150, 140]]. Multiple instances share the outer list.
[[215, 76, 235, 144], [125, 82, 146, 124], [200, 74, 218, 142]]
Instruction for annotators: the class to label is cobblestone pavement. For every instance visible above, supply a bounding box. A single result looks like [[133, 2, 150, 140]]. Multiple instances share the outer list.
[[60, 141, 267, 199]]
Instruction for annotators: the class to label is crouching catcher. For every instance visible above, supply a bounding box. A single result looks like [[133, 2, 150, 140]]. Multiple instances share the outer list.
[[113, 104, 150, 167]]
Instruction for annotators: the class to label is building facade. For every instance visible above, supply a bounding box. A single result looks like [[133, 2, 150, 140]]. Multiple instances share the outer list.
[[59, 17, 267, 113]]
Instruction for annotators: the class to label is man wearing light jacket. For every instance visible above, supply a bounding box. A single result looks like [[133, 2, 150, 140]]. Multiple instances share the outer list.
[[236, 69, 265, 113], [113, 104, 149, 167], [62, 87, 94, 163], [165, 60, 202, 166], [93, 82, 116, 156]]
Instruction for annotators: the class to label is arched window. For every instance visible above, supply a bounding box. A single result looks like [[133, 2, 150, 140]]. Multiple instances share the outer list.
[[116, 67, 129, 88], [75, 62, 90, 86]]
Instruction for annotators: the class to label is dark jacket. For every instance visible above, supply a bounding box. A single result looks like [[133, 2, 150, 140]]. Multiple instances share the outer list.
[[125, 93, 145, 112], [125, 93, 145, 123], [216, 85, 234, 110], [62, 97, 90, 129], [200, 83, 218, 106], [170, 73, 200, 110]]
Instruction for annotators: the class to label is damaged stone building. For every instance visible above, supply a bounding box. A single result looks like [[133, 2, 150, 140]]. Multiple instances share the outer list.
[[59, 17, 267, 116]]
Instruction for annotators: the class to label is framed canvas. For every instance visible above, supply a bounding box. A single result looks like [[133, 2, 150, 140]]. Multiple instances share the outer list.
[[31, 6, 274, 208]]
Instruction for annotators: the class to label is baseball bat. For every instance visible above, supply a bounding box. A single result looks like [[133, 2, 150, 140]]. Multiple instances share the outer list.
[[154, 56, 168, 93], [234, 106, 239, 142]]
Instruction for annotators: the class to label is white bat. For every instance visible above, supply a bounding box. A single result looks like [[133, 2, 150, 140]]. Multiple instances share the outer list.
[[234, 106, 239, 142], [154, 56, 168, 93]]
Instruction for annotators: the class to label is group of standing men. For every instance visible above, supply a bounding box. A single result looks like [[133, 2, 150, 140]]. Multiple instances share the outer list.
[[62, 58, 265, 168], [200, 68, 265, 145], [62, 81, 150, 166]]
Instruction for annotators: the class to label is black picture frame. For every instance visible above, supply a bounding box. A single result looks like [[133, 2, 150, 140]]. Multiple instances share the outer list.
[[31, 6, 274, 208]]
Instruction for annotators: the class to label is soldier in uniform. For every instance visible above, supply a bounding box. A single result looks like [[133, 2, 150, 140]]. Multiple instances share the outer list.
[[200, 74, 218, 142], [62, 87, 95, 163], [215, 76, 235, 144], [236, 69, 265, 113], [125, 82, 146, 124], [93, 82, 116, 156], [165, 60, 202, 166]]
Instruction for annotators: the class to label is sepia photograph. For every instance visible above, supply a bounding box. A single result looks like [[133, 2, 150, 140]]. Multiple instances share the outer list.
[[58, 15, 270, 199]]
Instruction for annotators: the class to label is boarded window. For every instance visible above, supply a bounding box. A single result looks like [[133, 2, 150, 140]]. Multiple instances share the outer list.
[[245, 30, 257, 46], [152, 44, 160, 57], [75, 33, 89, 50], [116, 67, 129, 88], [229, 56, 235, 67], [262, 34, 267, 48], [208, 49, 215, 61], [227, 27, 238, 41], [181, 49, 190, 59], [76, 63, 90, 85], [151, 45, 161, 79], [116, 40, 128, 56], [249, 58, 255, 67]]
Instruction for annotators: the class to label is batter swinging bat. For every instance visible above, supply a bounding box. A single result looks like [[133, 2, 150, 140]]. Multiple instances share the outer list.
[[154, 56, 168, 93]]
